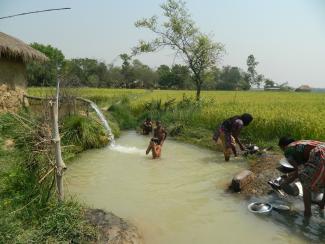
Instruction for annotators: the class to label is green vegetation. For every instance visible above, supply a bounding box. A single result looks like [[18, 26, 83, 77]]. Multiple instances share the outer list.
[[62, 115, 108, 151], [29, 88, 325, 148], [0, 111, 107, 243]]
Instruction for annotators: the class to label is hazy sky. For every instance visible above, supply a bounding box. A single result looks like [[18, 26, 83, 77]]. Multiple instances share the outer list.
[[1, 0, 325, 88]]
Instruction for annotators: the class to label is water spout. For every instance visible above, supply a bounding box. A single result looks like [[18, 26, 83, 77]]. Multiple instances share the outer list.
[[76, 97, 115, 144]]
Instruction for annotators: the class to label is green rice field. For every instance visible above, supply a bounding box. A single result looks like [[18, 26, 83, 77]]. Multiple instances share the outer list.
[[28, 88, 325, 145]]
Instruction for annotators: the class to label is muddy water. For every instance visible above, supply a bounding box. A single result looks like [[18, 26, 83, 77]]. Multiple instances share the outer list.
[[67, 131, 308, 244]]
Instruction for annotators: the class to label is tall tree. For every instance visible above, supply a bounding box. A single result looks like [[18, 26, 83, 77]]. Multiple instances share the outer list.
[[119, 53, 135, 88], [27, 43, 65, 86], [216, 66, 241, 90], [246, 54, 258, 87], [132, 59, 157, 88], [134, 0, 224, 100]]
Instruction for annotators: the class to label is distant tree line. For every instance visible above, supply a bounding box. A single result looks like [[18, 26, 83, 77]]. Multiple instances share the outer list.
[[27, 43, 278, 90]]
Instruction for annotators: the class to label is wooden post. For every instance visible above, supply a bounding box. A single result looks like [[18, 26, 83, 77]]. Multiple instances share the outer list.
[[51, 79, 66, 201]]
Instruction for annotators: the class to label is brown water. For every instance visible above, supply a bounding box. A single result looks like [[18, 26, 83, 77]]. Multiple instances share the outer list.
[[67, 131, 314, 244]]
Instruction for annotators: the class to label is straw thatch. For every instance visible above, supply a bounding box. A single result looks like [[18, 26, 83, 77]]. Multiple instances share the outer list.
[[0, 32, 48, 63], [295, 85, 311, 92]]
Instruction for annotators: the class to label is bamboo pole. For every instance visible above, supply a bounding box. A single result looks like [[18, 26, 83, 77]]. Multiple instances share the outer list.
[[51, 79, 66, 201]]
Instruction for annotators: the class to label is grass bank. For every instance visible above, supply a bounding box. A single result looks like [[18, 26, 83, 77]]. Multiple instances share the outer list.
[[28, 88, 325, 148], [0, 111, 109, 243], [101, 92, 325, 150]]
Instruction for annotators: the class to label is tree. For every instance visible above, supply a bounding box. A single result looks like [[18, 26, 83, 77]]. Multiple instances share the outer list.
[[238, 71, 251, 90], [132, 59, 157, 88], [134, 0, 224, 100], [216, 66, 241, 90], [156, 64, 191, 89], [202, 66, 220, 90], [27, 43, 65, 86], [107, 65, 124, 88], [61, 58, 111, 87], [264, 78, 275, 88], [256, 74, 264, 88], [119, 53, 135, 88], [246, 54, 258, 87], [157, 65, 172, 88]]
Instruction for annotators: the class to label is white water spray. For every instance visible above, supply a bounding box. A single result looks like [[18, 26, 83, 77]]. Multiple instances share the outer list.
[[77, 98, 145, 154], [88, 102, 115, 144]]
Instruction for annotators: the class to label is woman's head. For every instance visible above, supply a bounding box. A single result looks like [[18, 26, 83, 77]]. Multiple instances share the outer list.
[[278, 136, 295, 150], [240, 113, 253, 126]]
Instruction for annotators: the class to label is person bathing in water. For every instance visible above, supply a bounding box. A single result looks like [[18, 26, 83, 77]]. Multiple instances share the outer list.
[[146, 138, 162, 159], [153, 121, 167, 146], [213, 113, 253, 161], [142, 117, 153, 135], [146, 121, 167, 159], [278, 137, 325, 217]]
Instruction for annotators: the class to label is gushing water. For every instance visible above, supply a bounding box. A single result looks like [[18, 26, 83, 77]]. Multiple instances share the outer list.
[[86, 100, 141, 154], [88, 101, 115, 144]]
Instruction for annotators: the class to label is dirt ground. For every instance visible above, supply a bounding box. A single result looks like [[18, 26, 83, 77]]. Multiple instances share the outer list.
[[240, 152, 283, 196], [85, 209, 143, 244]]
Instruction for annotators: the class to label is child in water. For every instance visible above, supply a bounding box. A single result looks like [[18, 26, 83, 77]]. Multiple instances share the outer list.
[[146, 137, 161, 159], [146, 121, 167, 159]]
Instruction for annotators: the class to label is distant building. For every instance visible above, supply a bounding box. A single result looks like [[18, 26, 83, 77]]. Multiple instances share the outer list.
[[264, 86, 281, 91], [0, 32, 48, 88], [295, 85, 311, 92]]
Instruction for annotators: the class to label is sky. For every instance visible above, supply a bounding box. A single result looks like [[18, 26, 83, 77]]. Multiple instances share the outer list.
[[1, 0, 325, 88]]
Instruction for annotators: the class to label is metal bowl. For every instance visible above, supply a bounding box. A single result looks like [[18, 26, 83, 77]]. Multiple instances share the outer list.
[[279, 158, 294, 169], [248, 202, 272, 214], [283, 181, 323, 202]]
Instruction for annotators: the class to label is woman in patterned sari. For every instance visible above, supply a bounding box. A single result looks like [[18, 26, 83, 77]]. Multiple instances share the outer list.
[[279, 137, 325, 217]]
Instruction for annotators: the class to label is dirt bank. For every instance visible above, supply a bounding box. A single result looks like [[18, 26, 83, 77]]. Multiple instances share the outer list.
[[85, 209, 143, 244], [238, 152, 283, 196]]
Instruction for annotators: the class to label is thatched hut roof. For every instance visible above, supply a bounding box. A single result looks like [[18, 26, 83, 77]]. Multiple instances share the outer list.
[[0, 32, 48, 63], [295, 85, 311, 92]]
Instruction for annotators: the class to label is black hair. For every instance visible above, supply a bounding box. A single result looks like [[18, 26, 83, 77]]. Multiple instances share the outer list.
[[278, 137, 295, 147], [151, 137, 159, 144], [240, 113, 253, 126]]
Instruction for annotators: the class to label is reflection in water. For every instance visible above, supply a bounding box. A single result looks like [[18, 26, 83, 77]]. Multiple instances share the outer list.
[[67, 131, 323, 244]]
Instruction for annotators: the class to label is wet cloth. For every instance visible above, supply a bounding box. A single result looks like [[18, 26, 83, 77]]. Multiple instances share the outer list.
[[285, 140, 325, 191]]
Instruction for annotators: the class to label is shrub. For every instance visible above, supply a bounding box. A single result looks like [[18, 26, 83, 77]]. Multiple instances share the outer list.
[[108, 103, 137, 129], [61, 115, 109, 150]]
